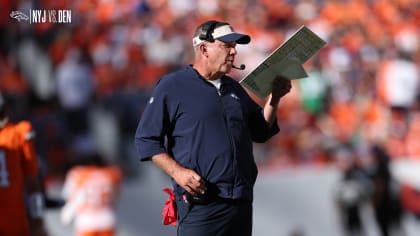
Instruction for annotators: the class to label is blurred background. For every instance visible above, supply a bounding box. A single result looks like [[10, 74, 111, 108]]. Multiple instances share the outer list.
[[2, 0, 420, 235]]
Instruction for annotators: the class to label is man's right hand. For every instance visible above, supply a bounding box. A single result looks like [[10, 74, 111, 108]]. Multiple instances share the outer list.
[[151, 153, 207, 196], [173, 167, 207, 196]]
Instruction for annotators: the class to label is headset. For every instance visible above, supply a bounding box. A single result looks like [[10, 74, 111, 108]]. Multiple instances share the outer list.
[[198, 20, 247, 70], [198, 20, 220, 42]]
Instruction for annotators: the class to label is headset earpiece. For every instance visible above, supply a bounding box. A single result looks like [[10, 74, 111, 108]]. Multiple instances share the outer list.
[[199, 20, 219, 42]]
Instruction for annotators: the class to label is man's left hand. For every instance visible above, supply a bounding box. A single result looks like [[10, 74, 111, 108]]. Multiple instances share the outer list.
[[271, 76, 292, 103]]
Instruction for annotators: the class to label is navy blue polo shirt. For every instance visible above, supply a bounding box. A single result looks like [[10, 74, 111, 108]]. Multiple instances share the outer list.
[[134, 65, 279, 200]]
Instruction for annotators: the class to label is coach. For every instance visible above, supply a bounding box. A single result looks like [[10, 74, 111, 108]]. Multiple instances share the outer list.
[[134, 20, 291, 236]]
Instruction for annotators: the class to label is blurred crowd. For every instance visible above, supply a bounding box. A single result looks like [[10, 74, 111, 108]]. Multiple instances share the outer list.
[[1, 0, 419, 198], [1, 0, 419, 235]]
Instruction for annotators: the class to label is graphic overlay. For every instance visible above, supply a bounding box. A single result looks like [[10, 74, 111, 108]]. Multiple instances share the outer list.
[[10, 11, 29, 22], [10, 9, 72, 24]]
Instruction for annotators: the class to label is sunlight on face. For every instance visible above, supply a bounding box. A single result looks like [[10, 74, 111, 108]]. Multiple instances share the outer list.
[[206, 40, 237, 74]]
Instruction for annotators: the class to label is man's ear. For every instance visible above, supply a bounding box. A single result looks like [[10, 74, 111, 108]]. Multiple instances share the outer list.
[[200, 44, 208, 57]]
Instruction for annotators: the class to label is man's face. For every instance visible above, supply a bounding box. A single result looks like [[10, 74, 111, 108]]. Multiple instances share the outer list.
[[205, 40, 237, 74]]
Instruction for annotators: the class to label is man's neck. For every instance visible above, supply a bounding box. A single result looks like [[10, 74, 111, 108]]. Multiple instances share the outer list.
[[192, 63, 224, 81]]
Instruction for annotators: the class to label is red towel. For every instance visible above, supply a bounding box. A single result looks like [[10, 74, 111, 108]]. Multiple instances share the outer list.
[[162, 188, 177, 226]]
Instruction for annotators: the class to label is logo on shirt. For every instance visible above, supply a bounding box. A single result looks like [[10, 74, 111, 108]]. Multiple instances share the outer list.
[[230, 93, 240, 100], [149, 97, 154, 104]]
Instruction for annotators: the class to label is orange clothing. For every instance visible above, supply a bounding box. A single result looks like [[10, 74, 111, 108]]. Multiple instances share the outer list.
[[320, 0, 345, 26], [405, 113, 420, 157], [329, 101, 359, 141], [395, 114, 420, 215], [76, 229, 115, 236], [361, 98, 390, 143], [61, 165, 122, 236], [0, 121, 38, 236]]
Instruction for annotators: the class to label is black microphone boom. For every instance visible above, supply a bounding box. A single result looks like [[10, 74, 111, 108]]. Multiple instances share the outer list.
[[232, 64, 246, 70]]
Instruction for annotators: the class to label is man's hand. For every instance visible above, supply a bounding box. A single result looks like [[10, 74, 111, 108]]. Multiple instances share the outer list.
[[151, 153, 207, 196], [172, 167, 207, 196], [270, 76, 292, 105], [264, 75, 292, 127]]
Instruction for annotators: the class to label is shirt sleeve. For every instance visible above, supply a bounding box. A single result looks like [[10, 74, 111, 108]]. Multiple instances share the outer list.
[[237, 85, 280, 143], [249, 106, 280, 143], [134, 79, 173, 161]]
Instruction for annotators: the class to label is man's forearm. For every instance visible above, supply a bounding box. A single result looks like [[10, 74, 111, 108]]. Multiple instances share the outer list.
[[263, 94, 280, 127], [151, 153, 183, 179], [150, 153, 206, 195], [264, 76, 291, 127]]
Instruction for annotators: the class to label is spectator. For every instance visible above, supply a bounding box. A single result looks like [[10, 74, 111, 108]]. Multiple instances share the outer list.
[[370, 145, 405, 236], [55, 47, 95, 158]]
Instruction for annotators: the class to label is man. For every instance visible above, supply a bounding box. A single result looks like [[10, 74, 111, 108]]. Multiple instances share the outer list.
[[134, 20, 291, 236], [0, 94, 48, 235], [60, 154, 122, 236]]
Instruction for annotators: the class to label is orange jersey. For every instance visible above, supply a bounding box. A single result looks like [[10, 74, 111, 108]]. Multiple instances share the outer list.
[[61, 165, 122, 235], [0, 121, 38, 235]]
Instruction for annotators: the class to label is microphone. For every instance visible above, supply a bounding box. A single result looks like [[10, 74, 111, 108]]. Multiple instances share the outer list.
[[232, 64, 246, 70]]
